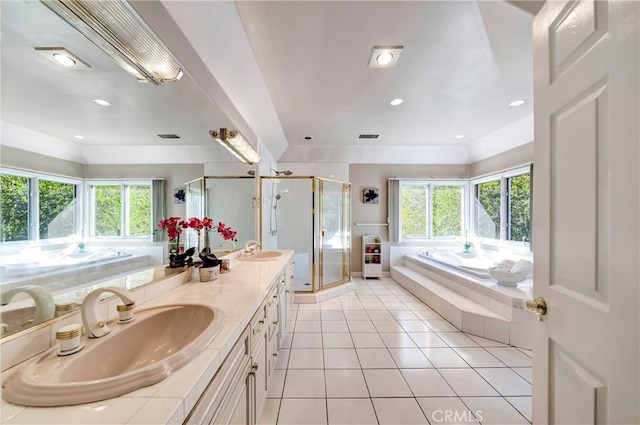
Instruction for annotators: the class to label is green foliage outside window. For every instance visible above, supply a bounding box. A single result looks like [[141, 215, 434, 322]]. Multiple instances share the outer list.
[[476, 180, 501, 239], [432, 186, 462, 237], [39, 180, 76, 239], [401, 185, 427, 238], [94, 185, 121, 236], [509, 173, 531, 242], [128, 185, 151, 237], [1, 175, 29, 241]]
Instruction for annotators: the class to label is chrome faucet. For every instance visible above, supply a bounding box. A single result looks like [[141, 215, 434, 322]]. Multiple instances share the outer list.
[[219, 240, 236, 252], [244, 240, 261, 255], [81, 286, 135, 338], [0, 285, 56, 325]]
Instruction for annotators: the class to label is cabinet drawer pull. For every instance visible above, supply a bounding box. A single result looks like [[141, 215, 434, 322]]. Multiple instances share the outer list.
[[259, 320, 265, 324], [273, 321, 278, 325]]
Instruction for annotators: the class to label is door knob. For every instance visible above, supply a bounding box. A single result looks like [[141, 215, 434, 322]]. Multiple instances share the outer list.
[[524, 297, 548, 321]]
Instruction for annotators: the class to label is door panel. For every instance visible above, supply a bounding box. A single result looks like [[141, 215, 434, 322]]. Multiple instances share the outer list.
[[533, 0, 639, 423]]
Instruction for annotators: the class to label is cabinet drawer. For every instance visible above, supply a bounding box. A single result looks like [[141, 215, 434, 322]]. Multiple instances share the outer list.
[[363, 264, 381, 274], [250, 301, 267, 352], [268, 331, 279, 377]]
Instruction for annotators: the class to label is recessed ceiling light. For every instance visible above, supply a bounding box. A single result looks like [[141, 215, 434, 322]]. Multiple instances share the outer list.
[[389, 98, 404, 106], [73, 135, 85, 140], [34, 47, 90, 69], [93, 99, 111, 107], [455, 134, 465, 139], [368, 46, 404, 68], [509, 99, 526, 107]]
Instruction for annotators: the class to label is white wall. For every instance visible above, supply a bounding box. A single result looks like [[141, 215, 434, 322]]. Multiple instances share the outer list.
[[276, 162, 349, 181]]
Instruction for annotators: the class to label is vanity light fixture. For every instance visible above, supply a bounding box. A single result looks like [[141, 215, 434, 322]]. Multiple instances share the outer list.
[[368, 46, 404, 68], [389, 98, 404, 106], [509, 99, 526, 107], [210, 128, 261, 165], [42, 0, 184, 85], [93, 99, 111, 107], [35, 47, 90, 69]]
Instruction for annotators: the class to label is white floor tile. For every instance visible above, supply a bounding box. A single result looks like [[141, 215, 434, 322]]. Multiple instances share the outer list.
[[401, 369, 456, 397], [288, 348, 324, 369], [390, 310, 421, 320], [351, 332, 386, 348], [297, 311, 321, 321], [320, 301, 343, 311], [505, 396, 532, 422], [486, 347, 533, 367], [267, 369, 286, 398], [322, 333, 355, 349], [277, 399, 327, 425], [325, 369, 370, 398], [322, 310, 346, 321], [437, 332, 480, 347], [517, 347, 533, 358], [383, 302, 410, 311], [420, 347, 469, 368], [424, 319, 459, 332], [356, 348, 397, 369], [324, 348, 361, 369], [346, 320, 377, 333], [327, 398, 378, 425], [372, 320, 404, 332], [363, 302, 387, 310], [291, 333, 323, 349], [453, 347, 506, 368], [363, 369, 413, 397], [257, 398, 280, 425], [476, 368, 532, 396], [399, 320, 432, 333], [282, 370, 326, 398], [439, 369, 500, 396], [281, 332, 293, 349], [295, 320, 322, 333], [417, 397, 480, 425], [468, 334, 508, 347], [322, 320, 349, 332], [366, 310, 396, 321], [379, 332, 418, 348], [343, 310, 370, 320], [413, 310, 443, 320], [275, 349, 290, 369], [512, 367, 532, 384], [461, 397, 529, 424], [297, 304, 321, 311], [388, 348, 433, 368], [407, 332, 449, 348], [372, 397, 428, 425]]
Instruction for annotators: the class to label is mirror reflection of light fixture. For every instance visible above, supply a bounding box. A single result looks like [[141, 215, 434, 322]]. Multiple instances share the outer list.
[[210, 128, 261, 165], [42, 0, 183, 85]]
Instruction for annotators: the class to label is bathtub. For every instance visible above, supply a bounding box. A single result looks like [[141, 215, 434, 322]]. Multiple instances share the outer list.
[[0, 251, 132, 279], [417, 251, 493, 279]]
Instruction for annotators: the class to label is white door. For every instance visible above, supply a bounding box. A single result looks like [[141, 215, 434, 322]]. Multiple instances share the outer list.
[[532, 0, 639, 423]]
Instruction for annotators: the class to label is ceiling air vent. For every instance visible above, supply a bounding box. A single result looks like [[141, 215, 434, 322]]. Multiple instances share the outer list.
[[157, 134, 181, 139], [358, 134, 380, 140]]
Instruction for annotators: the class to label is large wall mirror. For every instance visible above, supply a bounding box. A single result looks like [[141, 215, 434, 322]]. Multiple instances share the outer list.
[[0, 1, 248, 340]]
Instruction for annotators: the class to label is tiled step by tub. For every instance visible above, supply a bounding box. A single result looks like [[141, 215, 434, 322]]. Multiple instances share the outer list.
[[391, 265, 516, 346]]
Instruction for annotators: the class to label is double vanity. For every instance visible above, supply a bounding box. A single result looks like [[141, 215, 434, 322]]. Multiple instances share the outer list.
[[1, 250, 294, 424]]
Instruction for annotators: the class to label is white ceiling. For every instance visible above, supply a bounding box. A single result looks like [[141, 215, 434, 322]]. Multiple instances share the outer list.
[[1, 0, 535, 166]]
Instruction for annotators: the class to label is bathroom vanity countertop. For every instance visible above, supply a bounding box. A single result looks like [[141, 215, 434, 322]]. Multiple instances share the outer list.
[[1, 250, 294, 425]]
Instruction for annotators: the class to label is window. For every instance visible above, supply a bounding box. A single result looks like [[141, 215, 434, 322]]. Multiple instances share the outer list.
[[89, 182, 151, 238], [400, 181, 464, 239], [472, 166, 531, 243], [1, 170, 81, 242]]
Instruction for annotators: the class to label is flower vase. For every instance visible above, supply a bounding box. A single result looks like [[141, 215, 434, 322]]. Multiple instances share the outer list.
[[199, 265, 220, 282], [203, 231, 211, 255]]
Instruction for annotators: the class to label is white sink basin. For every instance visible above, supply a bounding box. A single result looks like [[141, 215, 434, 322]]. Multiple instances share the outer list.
[[2, 303, 224, 407], [240, 251, 283, 262]]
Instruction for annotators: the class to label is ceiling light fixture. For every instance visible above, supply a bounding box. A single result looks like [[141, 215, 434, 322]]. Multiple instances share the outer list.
[[35, 47, 90, 69], [389, 98, 404, 106], [455, 134, 465, 139], [210, 128, 261, 165], [73, 135, 85, 140], [509, 99, 526, 107], [368, 46, 404, 68], [42, 0, 184, 85], [93, 99, 111, 107]]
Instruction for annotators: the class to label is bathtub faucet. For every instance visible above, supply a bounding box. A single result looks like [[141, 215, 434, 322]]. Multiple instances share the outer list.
[[0, 285, 56, 325]]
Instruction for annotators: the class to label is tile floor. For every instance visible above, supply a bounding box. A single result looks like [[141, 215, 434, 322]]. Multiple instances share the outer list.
[[260, 277, 532, 425]]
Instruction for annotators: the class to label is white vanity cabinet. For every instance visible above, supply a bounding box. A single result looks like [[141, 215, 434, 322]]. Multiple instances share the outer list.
[[187, 259, 293, 425]]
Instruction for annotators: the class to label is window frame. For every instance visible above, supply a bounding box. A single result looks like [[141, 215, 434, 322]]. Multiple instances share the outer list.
[[469, 165, 532, 246], [398, 179, 467, 241], [87, 180, 153, 240], [0, 167, 83, 244]]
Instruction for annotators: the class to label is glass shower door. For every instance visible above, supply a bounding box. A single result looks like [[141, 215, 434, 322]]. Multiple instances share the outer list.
[[320, 180, 346, 288]]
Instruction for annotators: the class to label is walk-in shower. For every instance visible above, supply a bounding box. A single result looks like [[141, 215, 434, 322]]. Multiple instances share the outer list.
[[261, 176, 351, 293]]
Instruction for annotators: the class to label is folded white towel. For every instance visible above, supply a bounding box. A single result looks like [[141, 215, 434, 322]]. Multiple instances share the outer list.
[[510, 259, 533, 275], [494, 260, 516, 271]]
